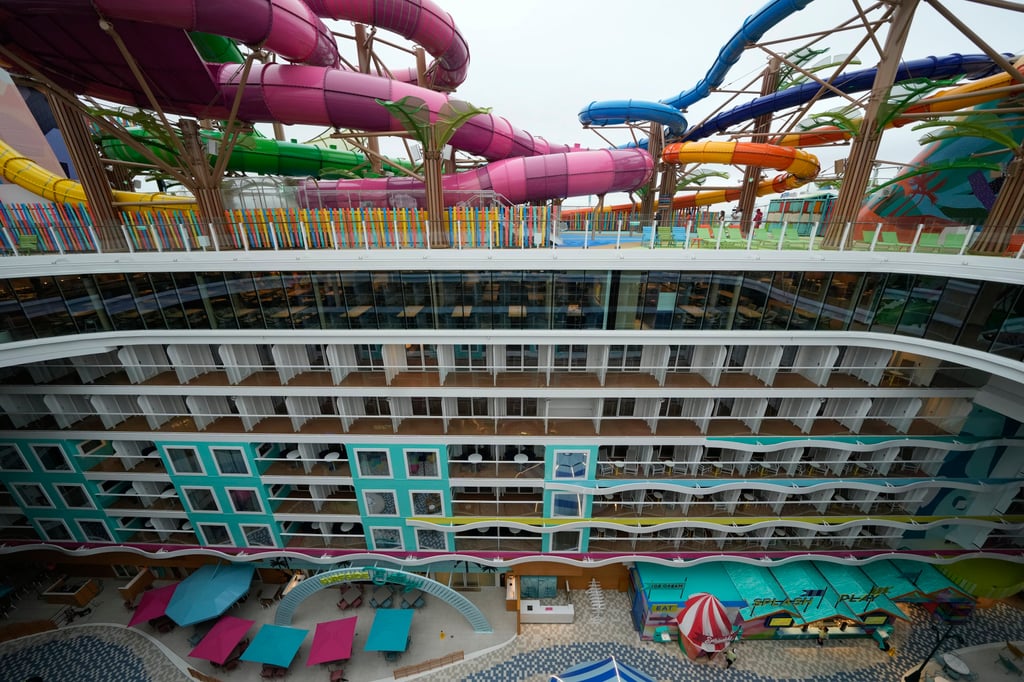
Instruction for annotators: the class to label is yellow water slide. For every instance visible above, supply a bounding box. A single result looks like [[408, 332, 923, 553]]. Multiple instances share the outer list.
[[0, 137, 195, 209]]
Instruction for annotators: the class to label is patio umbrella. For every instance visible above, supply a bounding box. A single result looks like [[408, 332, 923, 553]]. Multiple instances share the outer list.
[[676, 592, 734, 654], [127, 583, 178, 627], [189, 615, 255, 665], [549, 656, 655, 682], [306, 616, 357, 666], [240, 624, 308, 668], [165, 563, 255, 626]]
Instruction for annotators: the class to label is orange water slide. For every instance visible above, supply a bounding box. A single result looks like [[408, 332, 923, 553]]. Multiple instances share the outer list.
[[572, 141, 820, 215]]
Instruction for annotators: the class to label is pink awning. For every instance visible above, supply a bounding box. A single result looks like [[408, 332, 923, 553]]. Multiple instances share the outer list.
[[189, 615, 255, 665], [306, 616, 357, 666], [127, 583, 178, 627]]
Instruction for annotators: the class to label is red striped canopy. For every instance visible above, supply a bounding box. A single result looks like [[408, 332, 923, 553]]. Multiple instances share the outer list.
[[675, 592, 734, 653]]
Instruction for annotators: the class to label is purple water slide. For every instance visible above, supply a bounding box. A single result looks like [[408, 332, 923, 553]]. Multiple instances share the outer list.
[[94, 0, 340, 68], [304, 0, 470, 89], [300, 148, 653, 207], [2, 0, 653, 203]]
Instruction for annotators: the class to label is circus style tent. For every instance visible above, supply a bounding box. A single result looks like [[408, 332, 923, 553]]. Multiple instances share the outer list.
[[676, 592, 735, 658]]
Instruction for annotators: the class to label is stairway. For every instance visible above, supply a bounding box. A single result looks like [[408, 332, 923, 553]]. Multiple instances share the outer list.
[[587, 578, 606, 621]]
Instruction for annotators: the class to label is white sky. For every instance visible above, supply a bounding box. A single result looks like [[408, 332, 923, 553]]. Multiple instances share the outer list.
[[281, 0, 1024, 209]]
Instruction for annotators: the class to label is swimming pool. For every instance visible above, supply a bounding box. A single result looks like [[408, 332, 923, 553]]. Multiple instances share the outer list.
[[556, 231, 642, 247]]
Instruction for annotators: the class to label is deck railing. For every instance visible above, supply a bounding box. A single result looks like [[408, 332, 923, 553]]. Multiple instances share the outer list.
[[0, 201, 1021, 257]]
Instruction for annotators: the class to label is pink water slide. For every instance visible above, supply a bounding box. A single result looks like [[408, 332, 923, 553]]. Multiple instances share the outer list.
[[11, 0, 652, 204]]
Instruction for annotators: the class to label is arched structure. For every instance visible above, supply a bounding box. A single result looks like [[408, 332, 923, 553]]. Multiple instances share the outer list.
[[273, 566, 493, 633]]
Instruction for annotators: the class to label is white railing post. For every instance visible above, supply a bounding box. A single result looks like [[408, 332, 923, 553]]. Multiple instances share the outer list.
[[179, 224, 191, 252], [715, 221, 724, 250], [209, 224, 220, 251], [237, 223, 250, 252], [807, 222, 818, 251], [837, 222, 852, 252], [776, 221, 787, 251], [583, 219, 589, 249], [269, 221, 279, 251], [616, 219, 622, 249], [869, 222, 882, 252], [959, 226, 973, 255], [393, 213, 402, 250], [362, 220, 370, 250], [121, 224, 135, 253], [150, 223, 162, 252], [48, 225, 64, 255], [299, 220, 308, 250], [87, 223, 102, 254], [745, 222, 755, 250], [910, 223, 925, 253]]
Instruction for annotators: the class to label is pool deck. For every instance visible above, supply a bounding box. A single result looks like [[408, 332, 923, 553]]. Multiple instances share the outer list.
[[2, 577, 1024, 681]]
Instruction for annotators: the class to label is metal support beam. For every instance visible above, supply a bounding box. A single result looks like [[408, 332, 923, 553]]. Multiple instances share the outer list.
[[824, 0, 921, 247]]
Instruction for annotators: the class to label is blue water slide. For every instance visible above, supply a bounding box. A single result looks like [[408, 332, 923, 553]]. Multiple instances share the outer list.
[[578, 0, 814, 139], [683, 53, 1008, 141], [661, 0, 816, 111], [578, 99, 687, 134]]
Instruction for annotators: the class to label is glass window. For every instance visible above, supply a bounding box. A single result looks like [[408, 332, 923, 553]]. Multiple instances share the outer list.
[[199, 523, 232, 546], [15, 483, 52, 507], [363, 490, 397, 516], [227, 488, 262, 513], [78, 519, 113, 542], [355, 450, 391, 477], [411, 491, 442, 515], [56, 484, 93, 509], [212, 447, 249, 475], [927, 278, 979, 344], [553, 450, 588, 478], [550, 530, 580, 552], [416, 528, 447, 550], [167, 447, 203, 474], [897, 276, 944, 337], [14, 275, 74, 337], [39, 518, 72, 542], [552, 493, 582, 517], [371, 527, 402, 550], [242, 524, 275, 547], [95, 273, 143, 331], [183, 487, 219, 512], [406, 450, 439, 477], [0, 444, 28, 471], [173, 272, 210, 329], [0, 280, 32, 341], [32, 444, 70, 471]]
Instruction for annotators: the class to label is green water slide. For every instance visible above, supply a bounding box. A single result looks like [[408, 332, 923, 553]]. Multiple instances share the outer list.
[[98, 32, 414, 180]]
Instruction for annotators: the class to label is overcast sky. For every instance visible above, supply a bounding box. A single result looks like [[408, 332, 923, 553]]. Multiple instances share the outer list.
[[292, 0, 1024, 208]]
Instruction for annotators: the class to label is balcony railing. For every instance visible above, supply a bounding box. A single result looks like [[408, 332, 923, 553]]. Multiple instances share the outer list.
[[1, 202, 1021, 257]]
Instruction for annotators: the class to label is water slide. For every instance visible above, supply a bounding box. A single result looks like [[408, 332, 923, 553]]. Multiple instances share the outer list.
[[0, 0, 1014, 213], [0, 0, 653, 207]]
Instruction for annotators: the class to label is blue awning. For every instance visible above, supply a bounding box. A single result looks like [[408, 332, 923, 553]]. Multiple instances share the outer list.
[[240, 624, 307, 668], [165, 563, 255, 626]]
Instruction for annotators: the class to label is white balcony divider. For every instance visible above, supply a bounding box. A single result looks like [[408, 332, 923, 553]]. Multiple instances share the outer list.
[[118, 345, 171, 384], [90, 394, 138, 429], [75, 350, 121, 384], [219, 344, 260, 385], [0, 394, 47, 428], [285, 395, 319, 431], [137, 391, 187, 428], [794, 345, 839, 387], [692, 345, 726, 387], [185, 395, 230, 431], [325, 344, 357, 385], [43, 394, 92, 429], [27, 360, 73, 383], [272, 344, 309, 385], [236, 395, 273, 432], [167, 344, 216, 384], [745, 345, 782, 386]]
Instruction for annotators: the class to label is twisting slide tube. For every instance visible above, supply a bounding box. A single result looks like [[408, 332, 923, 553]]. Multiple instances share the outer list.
[[568, 141, 819, 216]]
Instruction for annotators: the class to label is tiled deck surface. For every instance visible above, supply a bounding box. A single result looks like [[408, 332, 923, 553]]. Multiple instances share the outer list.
[[1, 577, 1023, 681]]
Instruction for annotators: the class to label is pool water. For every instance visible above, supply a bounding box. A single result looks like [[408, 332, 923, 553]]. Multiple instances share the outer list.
[[556, 231, 642, 247]]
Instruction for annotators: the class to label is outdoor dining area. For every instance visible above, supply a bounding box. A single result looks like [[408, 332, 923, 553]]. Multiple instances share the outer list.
[[122, 566, 450, 679]]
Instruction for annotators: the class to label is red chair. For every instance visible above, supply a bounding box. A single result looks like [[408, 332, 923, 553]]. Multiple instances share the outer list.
[[330, 670, 347, 682]]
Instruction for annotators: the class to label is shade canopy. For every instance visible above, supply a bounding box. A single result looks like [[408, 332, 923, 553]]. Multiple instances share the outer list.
[[364, 609, 414, 652], [676, 592, 734, 653], [240, 624, 308, 668], [189, 615, 255, 665], [166, 563, 255, 626], [128, 583, 178, 627], [306, 616, 358, 666], [549, 656, 656, 682]]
